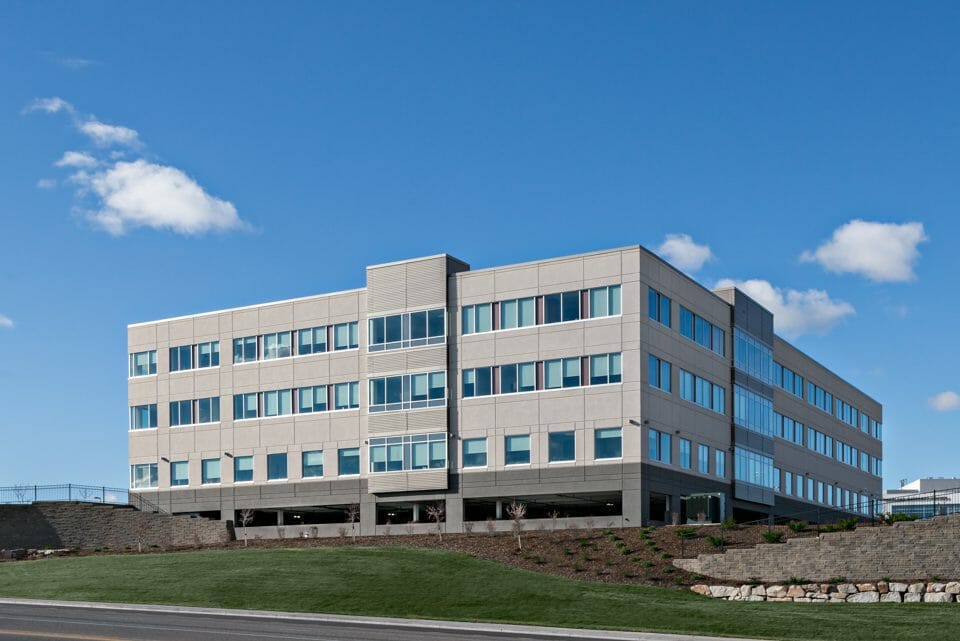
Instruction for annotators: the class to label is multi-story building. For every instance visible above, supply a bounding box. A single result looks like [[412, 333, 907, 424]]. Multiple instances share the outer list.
[[884, 478, 960, 519], [127, 246, 883, 535]]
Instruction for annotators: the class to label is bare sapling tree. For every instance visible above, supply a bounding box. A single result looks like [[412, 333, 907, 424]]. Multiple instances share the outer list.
[[548, 509, 560, 537], [506, 501, 527, 551], [425, 502, 445, 543], [134, 516, 150, 554], [238, 509, 254, 547], [345, 503, 360, 543]]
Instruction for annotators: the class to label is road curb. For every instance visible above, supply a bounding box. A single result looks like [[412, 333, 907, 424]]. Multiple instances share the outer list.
[[0, 597, 764, 641]]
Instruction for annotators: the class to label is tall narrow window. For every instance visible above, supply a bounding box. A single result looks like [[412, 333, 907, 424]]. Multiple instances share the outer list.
[[201, 459, 220, 484], [698, 444, 709, 474], [649, 355, 671, 392], [500, 299, 518, 330], [170, 461, 189, 487], [679, 438, 691, 469], [267, 453, 287, 480], [333, 322, 359, 350], [234, 456, 254, 483], [648, 288, 671, 327]]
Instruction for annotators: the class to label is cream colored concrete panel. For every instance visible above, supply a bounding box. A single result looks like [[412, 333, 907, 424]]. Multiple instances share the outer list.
[[156, 324, 169, 344], [128, 434, 158, 457], [232, 367, 261, 390], [218, 313, 234, 336], [294, 298, 330, 324], [128, 325, 157, 349], [128, 378, 158, 399], [458, 337, 497, 366], [295, 417, 330, 444], [194, 315, 219, 339], [259, 361, 294, 387], [539, 326, 585, 357], [538, 258, 583, 288], [458, 272, 496, 303], [195, 428, 221, 453], [584, 390, 623, 422], [459, 400, 496, 431], [259, 303, 294, 329], [293, 358, 331, 384], [232, 310, 259, 333], [168, 319, 194, 342], [328, 293, 359, 320], [494, 331, 539, 360], [261, 421, 295, 446], [539, 393, 585, 424], [494, 396, 539, 427], [194, 371, 220, 395], [584, 320, 622, 351], [233, 425, 261, 449], [493, 266, 538, 295], [329, 354, 359, 378], [329, 415, 362, 441], [583, 252, 621, 281], [169, 430, 195, 455], [168, 375, 195, 398], [621, 248, 641, 276]]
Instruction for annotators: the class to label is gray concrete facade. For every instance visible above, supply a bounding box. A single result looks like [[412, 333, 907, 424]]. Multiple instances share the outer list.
[[127, 245, 883, 535]]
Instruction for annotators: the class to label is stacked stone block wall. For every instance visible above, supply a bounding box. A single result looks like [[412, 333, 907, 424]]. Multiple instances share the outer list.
[[0, 502, 232, 550]]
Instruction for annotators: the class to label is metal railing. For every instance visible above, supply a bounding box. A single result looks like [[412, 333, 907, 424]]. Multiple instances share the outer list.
[[883, 485, 960, 520], [0, 483, 165, 513]]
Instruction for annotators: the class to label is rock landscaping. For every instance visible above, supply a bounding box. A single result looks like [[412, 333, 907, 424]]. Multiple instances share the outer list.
[[692, 580, 960, 603]]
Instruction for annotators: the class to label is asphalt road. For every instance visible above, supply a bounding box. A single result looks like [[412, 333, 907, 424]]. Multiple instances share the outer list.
[[0, 600, 761, 641]]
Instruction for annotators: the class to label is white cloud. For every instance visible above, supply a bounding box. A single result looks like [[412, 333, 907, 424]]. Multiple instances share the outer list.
[[0, 314, 13, 329], [59, 56, 94, 70], [800, 219, 928, 282], [715, 278, 855, 339], [54, 151, 97, 168], [36, 179, 57, 190], [79, 119, 140, 147], [23, 97, 75, 115], [929, 391, 960, 412], [75, 159, 245, 236], [656, 233, 714, 273]]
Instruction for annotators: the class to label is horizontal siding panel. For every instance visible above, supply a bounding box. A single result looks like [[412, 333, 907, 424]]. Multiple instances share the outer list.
[[367, 265, 406, 313], [405, 346, 447, 371], [406, 259, 446, 309], [366, 351, 407, 375], [368, 413, 408, 434]]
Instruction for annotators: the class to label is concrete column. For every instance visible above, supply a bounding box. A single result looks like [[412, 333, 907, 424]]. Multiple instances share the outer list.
[[359, 496, 376, 536], [412, 503, 421, 523], [623, 488, 643, 528], [496, 500, 503, 519], [277, 510, 284, 526], [445, 496, 464, 533]]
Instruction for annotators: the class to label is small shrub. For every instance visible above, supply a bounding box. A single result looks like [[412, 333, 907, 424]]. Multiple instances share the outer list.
[[579, 539, 591, 547], [720, 517, 737, 531], [827, 577, 846, 584], [642, 561, 654, 568], [594, 568, 607, 576], [662, 566, 674, 574], [562, 547, 573, 556], [620, 548, 633, 556], [883, 513, 919, 525], [747, 577, 761, 586], [591, 543, 600, 551], [615, 540, 627, 548], [787, 577, 808, 585], [707, 535, 726, 548], [602, 528, 613, 536], [650, 545, 662, 552], [787, 520, 808, 533], [932, 575, 941, 582], [674, 576, 684, 586], [660, 552, 674, 559], [675, 527, 697, 539], [761, 531, 784, 544], [532, 555, 546, 565], [581, 553, 593, 561], [572, 563, 584, 572], [882, 576, 893, 582]]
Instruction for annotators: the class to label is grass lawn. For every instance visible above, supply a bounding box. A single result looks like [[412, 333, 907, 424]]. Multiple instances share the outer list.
[[0, 546, 955, 641]]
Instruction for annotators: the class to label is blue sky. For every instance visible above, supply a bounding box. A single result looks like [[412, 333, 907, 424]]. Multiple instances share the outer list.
[[1, 1, 957, 489]]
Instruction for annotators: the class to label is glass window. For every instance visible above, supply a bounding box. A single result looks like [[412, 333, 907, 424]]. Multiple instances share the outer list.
[[562, 290, 580, 322], [338, 448, 360, 475], [715, 450, 726, 478], [698, 444, 709, 474], [263, 389, 293, 417], [590, 353, 621, 385], [369, 433, 446, 473], [130, 404, 158, 430], [201, 458, 220, 484], [233, 336, 257, 363], [518, 297, 536, 327], [462, 367, 492, 398], [518, 362, 536, 392], [262, 332, 292, 360], [409, 311, 427, 341], [129, 350, 157, 377], [368, 372, 444, 411], [169, 345, 192, 372], [562, 357, 580, 388], [369, 309, 445, 350], [595, 427, 622, 459], [169, 399, 192, 427], [500, 363, 518, 394], [130, 463, 158, 489], [543, 359, 562, 389], [501, 299, 518, 330], [648, 288, 671, 327], [298, 326, 327, 355], [334, 381, 360, 410], [544, 293, 562, 324], [680, 438, 691, 469], [649, 429, 672, 464], [548, 431, 575, 462], [233, 393, 258, 420], [332, 321, 358, 350], [463, 438, 487, 467], [589, 287, 608, 318], [197, 341, 219, 368], [649, 355, 671, 392], [302, 450, 323, 478], [299, 385, 327, 413], [463, 304, 492, 334], [170, 461, 189, 487], [267, 453, 287, 480], [428, 309, 445, 339], [233, 456, 254, 483], [505, 434, 531, 465]]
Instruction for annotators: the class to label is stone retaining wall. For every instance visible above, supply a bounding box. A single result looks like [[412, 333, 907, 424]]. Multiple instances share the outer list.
[[0, 502, 232, 550], [693, 580, 960, 603], [675, 515, 960, 582]]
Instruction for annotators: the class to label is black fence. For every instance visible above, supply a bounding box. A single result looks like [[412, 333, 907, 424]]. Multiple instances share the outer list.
[[884, 485, 960, 520], [0, 483, 164, 513]]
